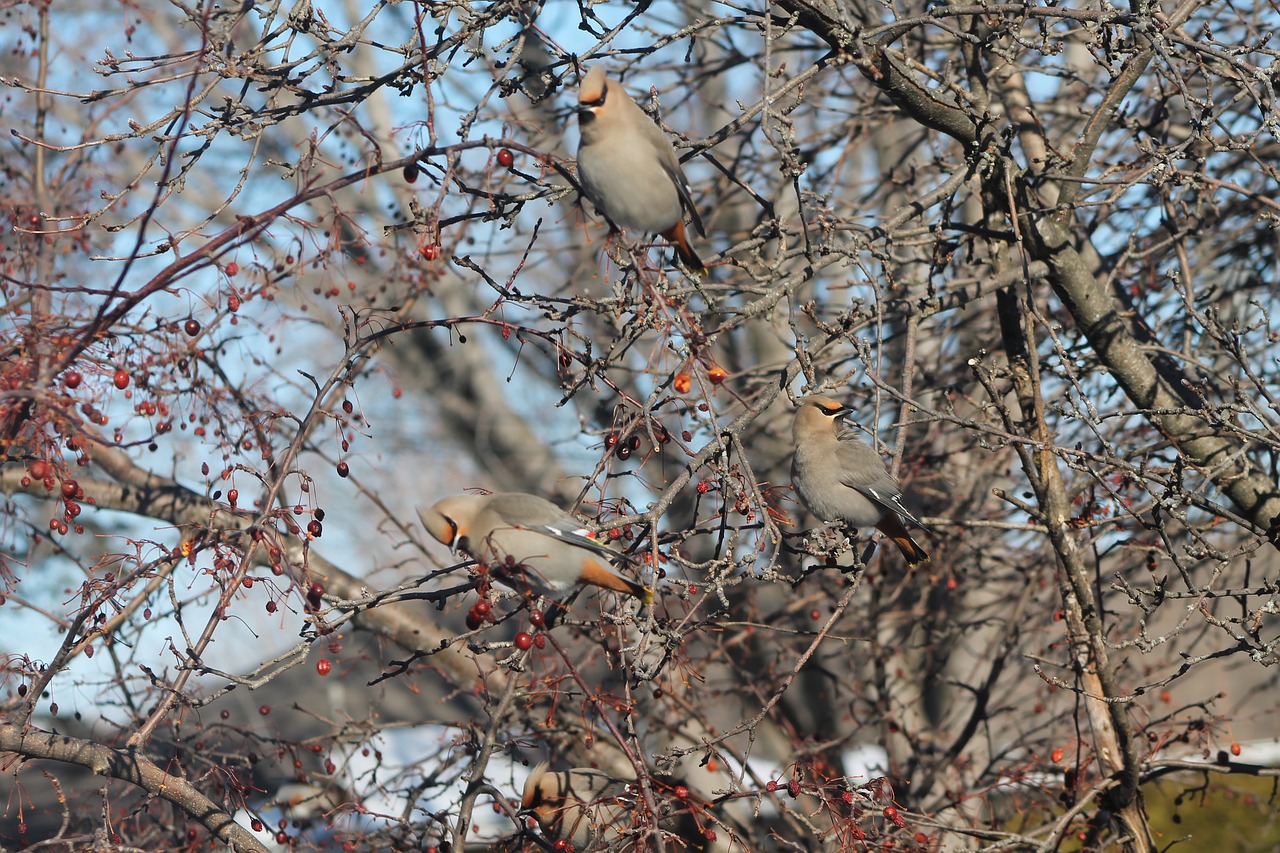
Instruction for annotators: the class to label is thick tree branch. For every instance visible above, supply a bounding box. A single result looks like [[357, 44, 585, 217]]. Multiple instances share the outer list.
[[0, 722, 268, 853]]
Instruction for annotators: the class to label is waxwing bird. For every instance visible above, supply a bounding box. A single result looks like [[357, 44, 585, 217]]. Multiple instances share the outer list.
[[520, 763, 636, 849], [520, 763, 706, 852], [791, 395, 930, 565], [575, 64, 707, 275], [419, 492, 653, 602]]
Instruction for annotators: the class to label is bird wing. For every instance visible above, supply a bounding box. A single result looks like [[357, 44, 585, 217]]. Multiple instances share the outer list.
[[832, 431, 924, 525], [642, 114, 705, 238], [660, 157, 705, 237], [485, 493, 626, 562]]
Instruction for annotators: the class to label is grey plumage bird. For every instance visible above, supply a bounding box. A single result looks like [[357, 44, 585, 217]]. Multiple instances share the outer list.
[[419, 492, 652, 602], [520, 763, 636, 849], [791, 395, 930, 565], [575, 65, 707, 275]]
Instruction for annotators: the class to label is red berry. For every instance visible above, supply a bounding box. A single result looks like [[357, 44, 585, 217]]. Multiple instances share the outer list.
[[1231, 742, 1242, 756], [60, 480, 77, 499], [533, 633, 546, 649], [308, 582, 325, 604], [1051, 748, 1064, 762], [307, 519, 322, 537], [316, 658, 332, 676], [787, 780, 800, 797], [28, 460, 48, 479], [251, 819, 262, 832], [604, 433, 619, 448], [673, 373, 691, 394], [473, 599, 492, 617], [529, 609, 545, 627], [514, 632, 533, 650], [266, 600, 277, 613], [227, 489, 238, 506], [184, 318, 201, 336], [708, 366, 728, 384], [674, 785, 689, 799], [337, 462, 349, 478], [403, 163, 420, 183], [259, 705, 271, 715], [497, 148, 515, 168], [63, 370, 82, 389], [225, 262, 238, 276], [113, 369, 129, 389], [420, 243, 439, 261]]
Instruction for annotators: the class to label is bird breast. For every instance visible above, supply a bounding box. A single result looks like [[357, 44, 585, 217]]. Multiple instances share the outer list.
[[792, 446, 883, 527], [578, 140, 683, 235]]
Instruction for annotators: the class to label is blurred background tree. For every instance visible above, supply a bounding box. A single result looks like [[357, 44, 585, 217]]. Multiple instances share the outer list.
[[2, 1, 1279, 850]]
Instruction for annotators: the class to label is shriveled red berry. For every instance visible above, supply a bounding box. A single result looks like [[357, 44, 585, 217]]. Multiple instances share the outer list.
[[533, 633, 545, 649], [225, 262, 238, 276], [674, 785, 689, 799]]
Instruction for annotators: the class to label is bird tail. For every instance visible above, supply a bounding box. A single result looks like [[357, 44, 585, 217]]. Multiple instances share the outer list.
[[580, 559, 654, 604], [876, 515, 929, 566], [663, 219, 707, 276]]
